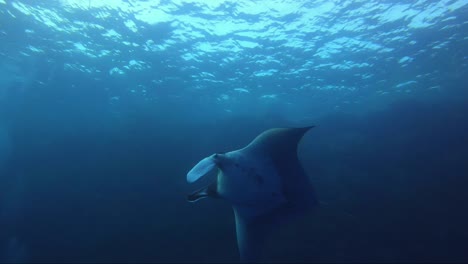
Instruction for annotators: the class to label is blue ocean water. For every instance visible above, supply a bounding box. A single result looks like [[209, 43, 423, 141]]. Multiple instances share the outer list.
[[0, 0, 467, 262]]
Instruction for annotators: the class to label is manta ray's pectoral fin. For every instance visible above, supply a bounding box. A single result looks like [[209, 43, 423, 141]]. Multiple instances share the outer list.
[[187, 182, 219, 202], [234, 201, 315, 262], [233, 205, 284, 262], [234, 208, 266, 262]]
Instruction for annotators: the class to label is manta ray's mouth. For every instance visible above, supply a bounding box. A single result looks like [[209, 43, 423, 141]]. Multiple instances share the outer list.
[[187, 183, 219, 202], [187, 187, 207, 202]]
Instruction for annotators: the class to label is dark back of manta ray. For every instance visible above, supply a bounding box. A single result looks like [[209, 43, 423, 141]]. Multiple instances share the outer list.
[[228, 127, 321, 263], [256, 127, 319, 227]]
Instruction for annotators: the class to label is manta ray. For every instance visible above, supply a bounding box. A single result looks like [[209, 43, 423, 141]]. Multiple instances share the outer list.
[[186, 126, 318, 262]]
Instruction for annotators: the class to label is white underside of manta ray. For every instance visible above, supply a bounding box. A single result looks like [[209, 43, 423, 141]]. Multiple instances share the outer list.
[[186, 126, 318, 262]]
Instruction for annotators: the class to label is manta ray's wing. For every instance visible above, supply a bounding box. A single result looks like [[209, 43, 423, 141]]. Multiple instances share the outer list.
[[233, 126, 318, 261], [244, 126, 318, 214], [233, 202, 299, 262], [233, 206, 268, 262]]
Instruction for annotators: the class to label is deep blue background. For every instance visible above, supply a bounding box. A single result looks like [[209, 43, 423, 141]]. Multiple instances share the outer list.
[[1, 83, 468, 262]]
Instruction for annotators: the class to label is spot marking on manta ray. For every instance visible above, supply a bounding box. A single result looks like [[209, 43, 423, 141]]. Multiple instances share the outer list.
[[254, 173, 264, 186]]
